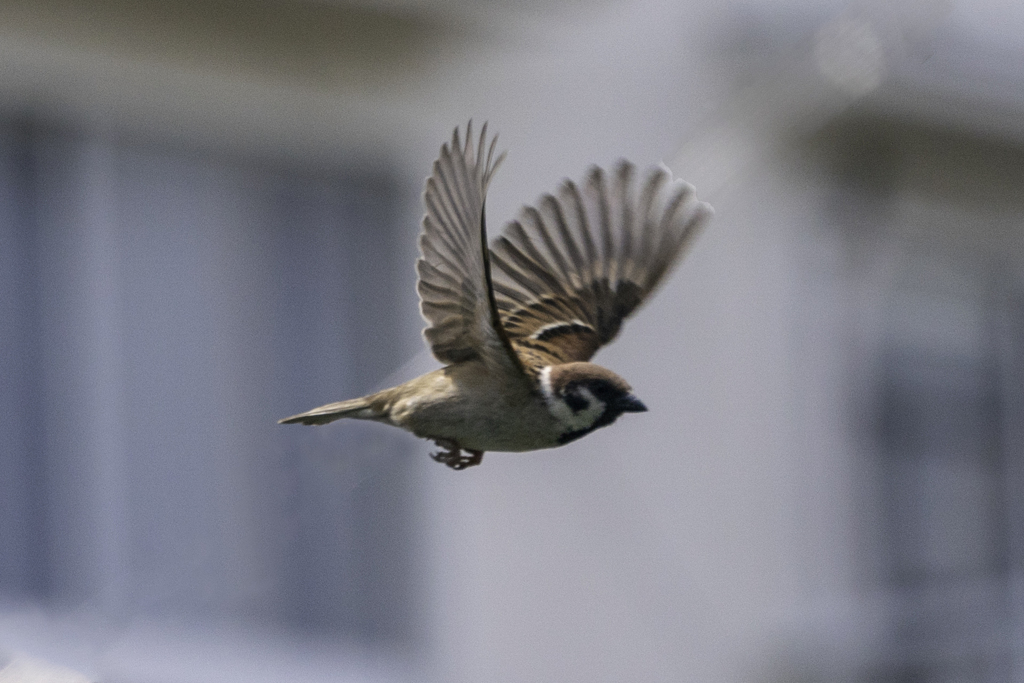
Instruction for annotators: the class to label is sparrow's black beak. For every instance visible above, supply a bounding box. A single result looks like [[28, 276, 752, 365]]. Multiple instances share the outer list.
[[616, 393, 648, 413]]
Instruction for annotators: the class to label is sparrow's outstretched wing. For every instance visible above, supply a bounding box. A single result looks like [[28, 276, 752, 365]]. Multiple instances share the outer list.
[[417, 123, 527, 378], [490, 161, 712, 367]]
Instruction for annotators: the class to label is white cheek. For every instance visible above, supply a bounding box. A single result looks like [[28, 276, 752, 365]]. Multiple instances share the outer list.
[[549, 387, 606, 432]]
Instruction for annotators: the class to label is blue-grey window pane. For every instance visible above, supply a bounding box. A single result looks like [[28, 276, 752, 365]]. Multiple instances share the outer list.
[[0, 120, 414, 645]]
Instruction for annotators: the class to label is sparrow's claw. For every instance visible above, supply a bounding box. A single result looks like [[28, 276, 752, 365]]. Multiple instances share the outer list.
[[429, 440, 484, 470], [461, 449, 484, 468]]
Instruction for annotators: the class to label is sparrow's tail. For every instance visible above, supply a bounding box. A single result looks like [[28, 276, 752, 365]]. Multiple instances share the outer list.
[[278, 395, 384, 426]]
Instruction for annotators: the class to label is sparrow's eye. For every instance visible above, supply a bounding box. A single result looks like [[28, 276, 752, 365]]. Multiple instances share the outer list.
[[600, 384, 615, 400], [588, 380, 622, 403]]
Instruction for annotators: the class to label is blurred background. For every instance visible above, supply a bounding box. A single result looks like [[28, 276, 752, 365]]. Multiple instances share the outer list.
[[1, 0, 1024, 681]]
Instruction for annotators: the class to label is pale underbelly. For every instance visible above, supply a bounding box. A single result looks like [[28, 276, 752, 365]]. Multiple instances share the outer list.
[[398, 397, 562, 453]]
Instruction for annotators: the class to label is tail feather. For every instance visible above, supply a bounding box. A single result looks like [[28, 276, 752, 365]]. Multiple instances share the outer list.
[[278, 396, 382, 426]]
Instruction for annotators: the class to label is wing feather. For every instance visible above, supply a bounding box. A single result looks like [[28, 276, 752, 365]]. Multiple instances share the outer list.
[[416, 122, 522, 376], [418, 126, 711, 374], [539, 195, 585, 282], [490, 160, 711, 365]]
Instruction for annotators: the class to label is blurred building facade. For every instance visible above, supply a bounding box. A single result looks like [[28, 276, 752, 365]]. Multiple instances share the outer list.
[[1, 1, 1024, 682]]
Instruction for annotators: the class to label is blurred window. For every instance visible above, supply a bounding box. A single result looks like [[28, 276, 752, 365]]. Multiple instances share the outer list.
[[824, 119, 1024, 682], [868, 251, 1015, 680], [0, 118, 415, 671]]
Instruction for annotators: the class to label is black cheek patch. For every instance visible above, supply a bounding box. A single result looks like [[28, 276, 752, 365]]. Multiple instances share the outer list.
[[556, 405, 625, 444], [563, 391, 590, 413]]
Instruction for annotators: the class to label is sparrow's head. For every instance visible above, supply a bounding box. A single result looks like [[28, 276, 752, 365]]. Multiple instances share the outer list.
[[539, 362, 648, 444]]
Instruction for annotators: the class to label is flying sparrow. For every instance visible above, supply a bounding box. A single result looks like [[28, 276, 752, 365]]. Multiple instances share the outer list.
[[280, 122, 712, 470]]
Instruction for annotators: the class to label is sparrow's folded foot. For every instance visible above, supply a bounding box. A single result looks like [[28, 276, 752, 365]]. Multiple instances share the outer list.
[[429, 439, 484, 470]]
